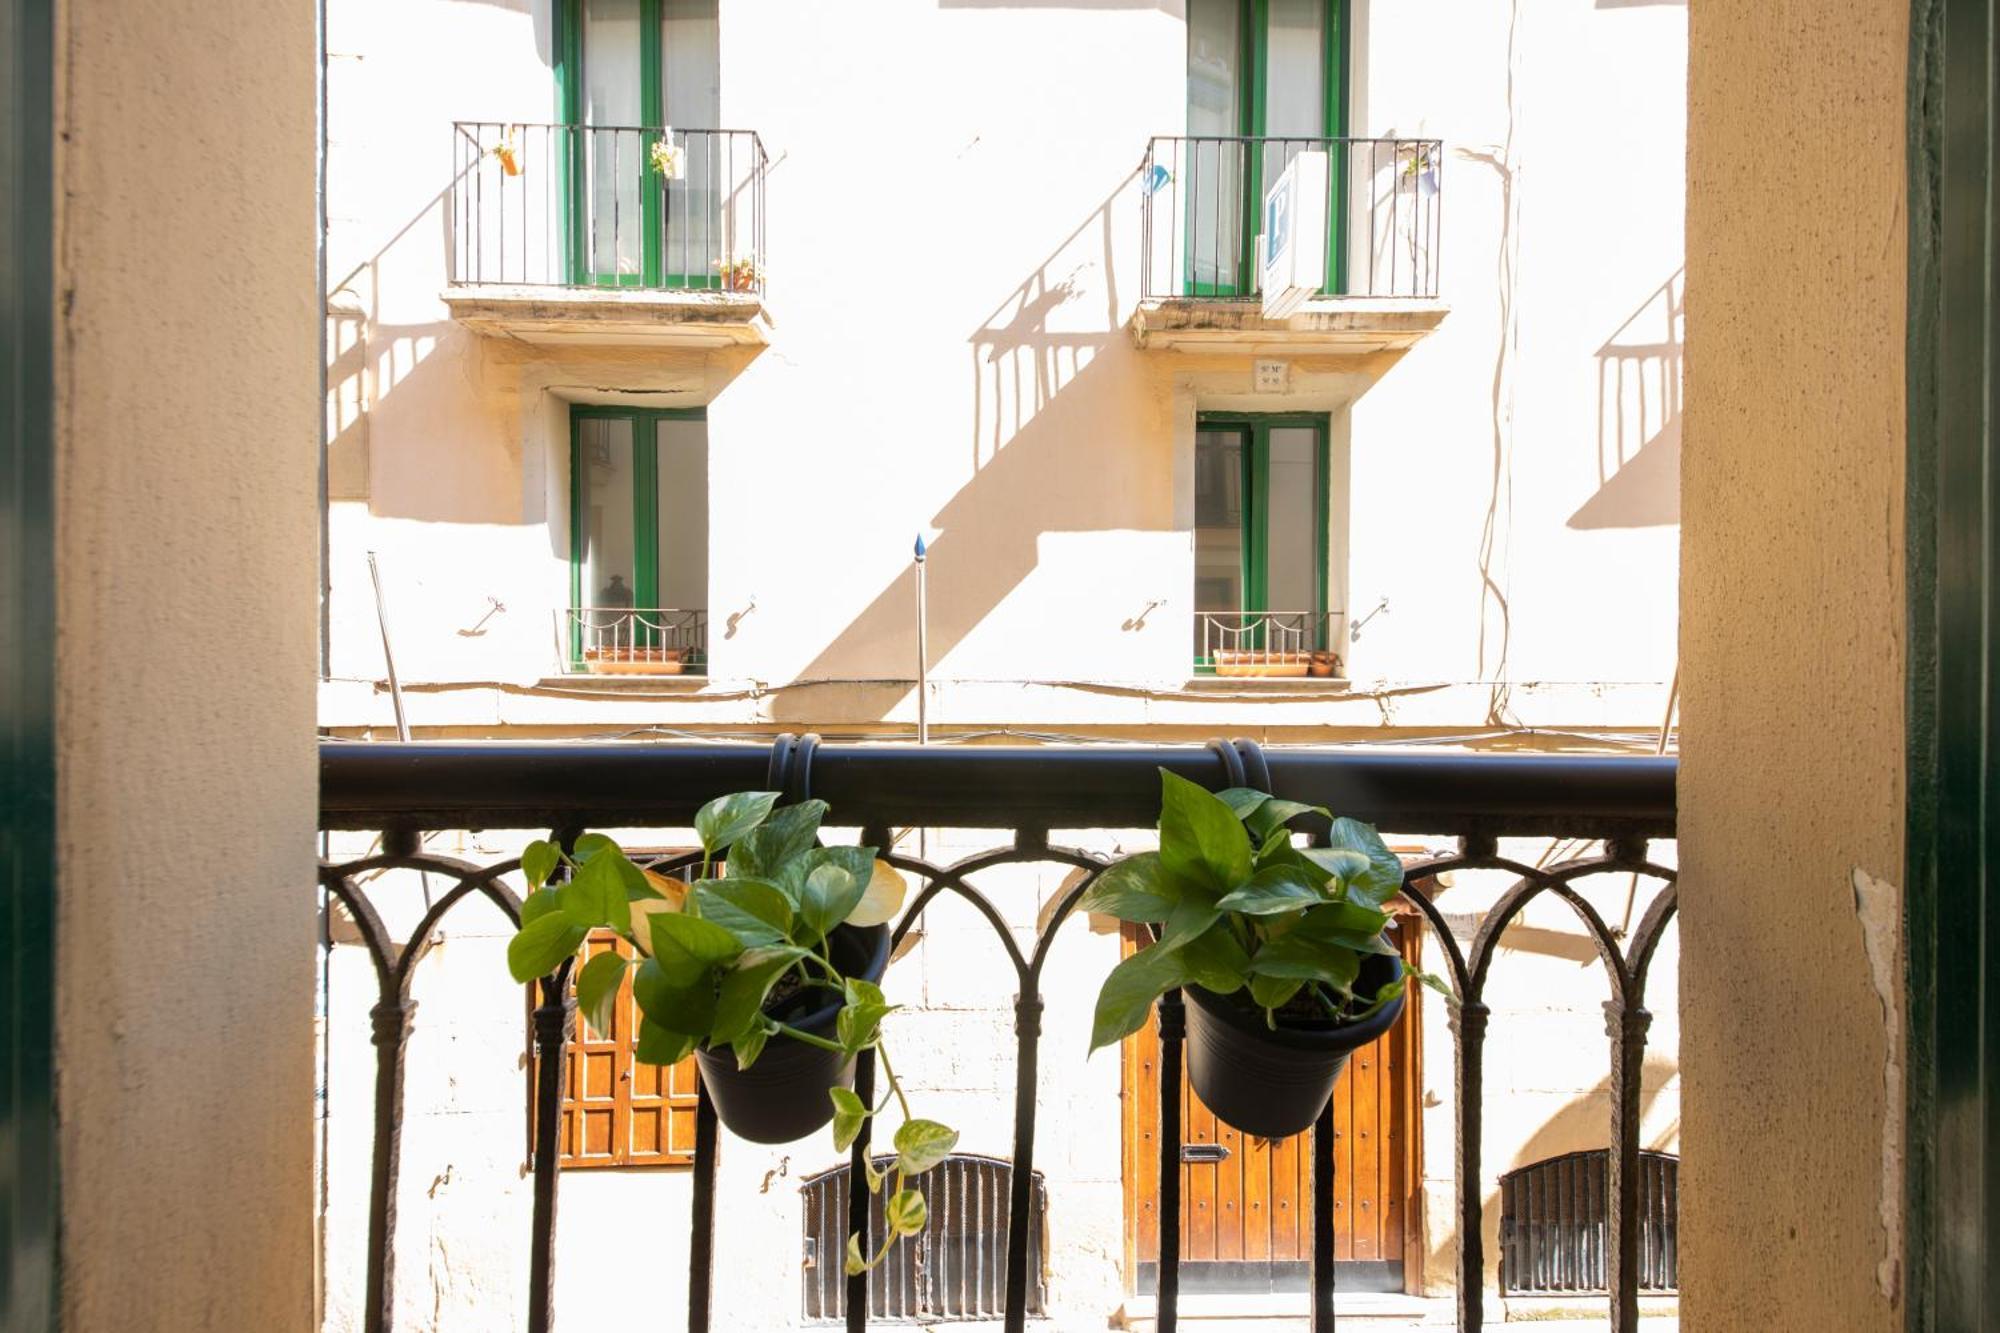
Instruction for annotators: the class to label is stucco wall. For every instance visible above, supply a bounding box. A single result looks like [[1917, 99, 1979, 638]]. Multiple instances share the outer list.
[[320, 0, 1685, 742], [1680, 1, 1908, 1327], [53, 0, 321, 1326]]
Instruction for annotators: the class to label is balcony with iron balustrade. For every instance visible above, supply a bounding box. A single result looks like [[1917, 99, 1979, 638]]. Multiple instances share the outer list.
[[444, 122, 769, 350], [1133, 136, 1448, 358]]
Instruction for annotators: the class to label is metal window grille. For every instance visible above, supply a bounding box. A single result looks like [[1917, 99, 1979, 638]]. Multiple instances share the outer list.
[[801, 1155, 1047, 1322], [1500, 1150, 1678, 1295]]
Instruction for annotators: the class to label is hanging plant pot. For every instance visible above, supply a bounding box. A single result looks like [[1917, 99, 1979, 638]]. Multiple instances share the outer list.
[[1181, 952, 1405, 1139], [693, 922, 890, 1144]]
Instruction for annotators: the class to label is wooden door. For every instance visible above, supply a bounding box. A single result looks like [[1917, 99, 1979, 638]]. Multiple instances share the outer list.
[[1120, 915, 1423, 1295]]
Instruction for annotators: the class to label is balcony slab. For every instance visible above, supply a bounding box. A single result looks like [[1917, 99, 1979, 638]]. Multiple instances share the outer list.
[[1130, 298, 1447, 355], [442, 284, 769, 349]]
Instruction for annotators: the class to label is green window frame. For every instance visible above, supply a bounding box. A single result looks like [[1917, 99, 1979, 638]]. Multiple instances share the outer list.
[[553, 0, 719, 291], [568, 404, 707, 669], [1184, 0, 1351, 298], [1193, 411, 1332, 671]]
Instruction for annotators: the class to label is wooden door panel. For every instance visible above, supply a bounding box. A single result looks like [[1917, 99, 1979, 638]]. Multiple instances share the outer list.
[[1122, 917, 1423, 1293]]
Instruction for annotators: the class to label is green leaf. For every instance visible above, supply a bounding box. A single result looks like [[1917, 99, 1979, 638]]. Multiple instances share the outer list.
[[1214, 865, 1328, 916], [1178, 921, 1250, 994], [729, 799, 828, 878], [1249, 933, 1363, 991], [893, 1118, 959, 1175], [690, 877, 794, 947], [836, 978, 895, 1053], [646, 911, 744, 988], [862, 1157, 888, 1193], [1089, 944, 1191, 1052], [635, 1017, 696, 1066], [572, 832, 620, 862], [519, 888, 564, 926], [799, 863, 867, 944], [508, 913, 587, 983], [1292, 901, 1392, 940], [631, 958, 717, 1035], [1158, 768, 1252, 892], [829, 1087, 869, 1152], [1244, 798, 1330, 842], [694, 791, 780, 855], [1317, 817, 1405, 908], [732, 1021, 770, 1070], [558, 850, 631, 935], [844, 1233, 868, 1276], [1155, 895, 1222, 952], [574, 950, 630, 1035], [1213, 787, 1272, 822], [616, 856, 665, 900], [712, 952, 798, 1043], [1304, 847, 1372, 890], [1075, 852, 1190, 924], [885, 1188, 929, 1237], [522, 840, 561, 891], [1248, 972, 1305, 1012]]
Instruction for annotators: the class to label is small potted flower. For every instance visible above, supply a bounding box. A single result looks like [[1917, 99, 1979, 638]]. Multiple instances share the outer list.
[[492, 126, 522, 177], [650, 129, 686, 182], [1085, 770, 1453, 1138], [506, 791, 954, 1273], [714, 256, 762, 293]]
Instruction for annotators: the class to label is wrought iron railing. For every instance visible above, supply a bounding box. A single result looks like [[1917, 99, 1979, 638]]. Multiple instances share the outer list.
[[1141, 136, 1442, 301], [1194, 610, 1345, 677], [560, 606, 707, 676], [318, 738, 1676, 1333], [449, 122, 767, 296]]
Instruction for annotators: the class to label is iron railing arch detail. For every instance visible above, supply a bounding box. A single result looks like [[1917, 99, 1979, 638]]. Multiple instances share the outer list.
[[316, 736, 1677, 1333]]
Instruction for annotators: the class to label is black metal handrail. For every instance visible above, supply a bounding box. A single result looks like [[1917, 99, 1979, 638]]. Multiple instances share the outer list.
[[317, 737, 1676, 1333], [449, 121, 767, 296], [1141, 135, 1442, 301]]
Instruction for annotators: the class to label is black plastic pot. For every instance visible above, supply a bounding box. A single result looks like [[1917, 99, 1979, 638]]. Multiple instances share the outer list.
[[1183, 952, 1406, 1139], [692, 923, 890, 1144]]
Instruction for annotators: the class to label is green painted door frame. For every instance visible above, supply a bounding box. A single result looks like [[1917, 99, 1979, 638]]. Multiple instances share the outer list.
[[567, 404, 705, 666], [1905, 0, 2000, 1325], [1196, 412, 1330, 667], [1185, 0, 1349, 298], [1, 0, 58, 1326], [555, 0, 714, 291]]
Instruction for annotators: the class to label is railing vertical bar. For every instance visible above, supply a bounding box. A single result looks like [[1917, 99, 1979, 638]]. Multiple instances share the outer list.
[[1311, 1097, 1337, 1331], [1453, 997, 1490, 1332], [846, 1048, 877, 1332], [688, 1077, 718, 1333], [527, 980, 571, 1333], [1605, 993, 1651, 1332], [361, 996, 412, 1333], [1156, 988, 1186, 1333], [1002, 987, 1044, 1333]]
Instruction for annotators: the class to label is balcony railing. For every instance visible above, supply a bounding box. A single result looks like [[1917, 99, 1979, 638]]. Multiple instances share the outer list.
[[449, 122, 767, 296], [1142, 136, 1442, 301], [319, 738, 1675, 1333], [560, 606, 707, 676], [1194, 609, 1345, 677]]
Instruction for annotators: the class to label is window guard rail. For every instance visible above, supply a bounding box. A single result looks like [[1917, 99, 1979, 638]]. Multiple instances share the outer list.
[[1141, 135, 1442, 301], [449, 122, 767, 296], [1194, 609, 1347, 676], [559, 606, 707, 675], [319, 737, 1675, 1333]]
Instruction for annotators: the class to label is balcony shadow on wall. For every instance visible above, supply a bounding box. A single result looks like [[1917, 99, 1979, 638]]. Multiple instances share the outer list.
[[1568, 270, 1681, 530], [771, 175, 1160, 717]]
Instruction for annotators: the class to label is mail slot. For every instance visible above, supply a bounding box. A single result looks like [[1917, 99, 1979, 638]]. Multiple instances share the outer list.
[[1181, 1142, 1231, 1164]]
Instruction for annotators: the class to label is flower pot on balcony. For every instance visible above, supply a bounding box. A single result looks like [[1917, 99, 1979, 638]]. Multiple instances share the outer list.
[[1181, 952, 1404, 1139], [1214, 649, 1311, 678], [1308, 650, 1341, 678], [692, 922, 890, 1144], [582, 646, 684, 676]]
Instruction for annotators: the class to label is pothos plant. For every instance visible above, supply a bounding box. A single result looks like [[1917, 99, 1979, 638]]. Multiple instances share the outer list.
[[503, 791, 958, 1274], [1083, 769, 1454, 1051]]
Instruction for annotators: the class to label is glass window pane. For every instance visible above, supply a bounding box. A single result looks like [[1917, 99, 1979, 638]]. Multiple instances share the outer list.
[[1264, 0, 1325, 138], [653, 417, 707, 611], [1194, 428, 1246, 660], [578, 417, 638, 622], [583, 0, 643, 278], [661, 0, 720, 283], [1263, 425, 1323, 617], [1187, 0, 1245, 292]]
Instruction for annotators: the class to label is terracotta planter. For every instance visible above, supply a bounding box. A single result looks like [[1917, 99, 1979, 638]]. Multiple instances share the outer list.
[[1214, 650, 1310, 678], [692, 924, 890, 1143], [1182, 952, 1405, 1139], [1308, 651, 1341, 678], [583, 646, 684, 676]]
